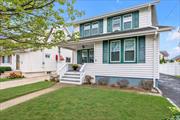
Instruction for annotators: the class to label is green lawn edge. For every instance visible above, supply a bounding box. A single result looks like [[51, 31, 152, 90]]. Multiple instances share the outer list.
[[0, 77, 23, 82], [0, 81, 55, 103]]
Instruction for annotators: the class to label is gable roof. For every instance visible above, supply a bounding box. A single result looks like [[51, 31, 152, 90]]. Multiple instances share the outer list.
[[160, 51, 169, 57], [172, 55, 180, 61], [74, 0, 160, 24]]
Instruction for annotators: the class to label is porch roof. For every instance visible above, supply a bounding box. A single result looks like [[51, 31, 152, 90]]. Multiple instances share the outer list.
[[59, 26, 172, 50]]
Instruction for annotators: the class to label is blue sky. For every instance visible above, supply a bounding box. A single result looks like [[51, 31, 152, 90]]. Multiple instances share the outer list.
[[73, 0, 180, 58]]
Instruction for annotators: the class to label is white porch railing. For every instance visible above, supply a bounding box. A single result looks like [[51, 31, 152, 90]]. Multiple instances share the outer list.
[[57, 63, 68, 80], [79, 63, 87, 84]]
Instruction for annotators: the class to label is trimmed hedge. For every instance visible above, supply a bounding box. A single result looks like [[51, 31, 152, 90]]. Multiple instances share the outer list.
[[0, 67, 12, 73]]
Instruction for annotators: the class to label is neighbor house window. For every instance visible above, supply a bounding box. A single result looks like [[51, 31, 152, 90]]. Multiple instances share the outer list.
[[45, 54, 50, 58], [2, 56, 10, 63], [124, 38, 136, 62], [112, 17, 121, 32], [91, 22, 99, 35], [123, 14, 132, 30], [110, 41, 121, 62], [84, 24, 91, 37], [66, 57, 71, 63]]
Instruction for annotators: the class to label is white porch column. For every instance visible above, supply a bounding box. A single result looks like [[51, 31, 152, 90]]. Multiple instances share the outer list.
[[72, 50, 77, 64]]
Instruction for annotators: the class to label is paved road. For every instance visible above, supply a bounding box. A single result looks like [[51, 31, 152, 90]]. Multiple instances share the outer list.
[[0, 75, 49, 90], [158, 74, 180, 107]]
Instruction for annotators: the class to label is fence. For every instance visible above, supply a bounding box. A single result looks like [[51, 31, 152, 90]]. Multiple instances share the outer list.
[[159, 63, 180, 76]]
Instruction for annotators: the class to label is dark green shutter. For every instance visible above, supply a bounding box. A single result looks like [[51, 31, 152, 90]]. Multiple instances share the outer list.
[[99, 19, 103, 34], [80, 24, 84, 37], [138, 36, 145, 63], [103, 40, 109, 63], [107, 18, 112, 32], [77, 50, 82, 64], [132, 11, 139, 29]]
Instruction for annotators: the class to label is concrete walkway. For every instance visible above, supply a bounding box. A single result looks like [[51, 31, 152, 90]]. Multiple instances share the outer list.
[[0, 75, 49, 90], [0, 84, 62, 110]]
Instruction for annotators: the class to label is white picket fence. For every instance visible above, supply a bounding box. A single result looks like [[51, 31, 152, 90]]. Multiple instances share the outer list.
[[159, 63, 180, 76]]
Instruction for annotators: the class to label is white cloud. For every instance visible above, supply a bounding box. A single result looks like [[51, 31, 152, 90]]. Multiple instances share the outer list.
[[167, 27, 180, 41], [169, 46, 180, 58]]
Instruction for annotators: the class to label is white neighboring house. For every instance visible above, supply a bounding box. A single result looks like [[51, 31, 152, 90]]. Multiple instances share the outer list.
[[57, 1, 172, 86], [0, 28, 73, 73]]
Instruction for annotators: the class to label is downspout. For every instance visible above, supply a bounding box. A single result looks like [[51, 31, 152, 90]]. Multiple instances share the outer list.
[[150, 26, 159, 88]]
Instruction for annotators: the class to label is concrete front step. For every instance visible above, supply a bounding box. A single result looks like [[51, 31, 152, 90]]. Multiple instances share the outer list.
[[62, 75, 80, 79]]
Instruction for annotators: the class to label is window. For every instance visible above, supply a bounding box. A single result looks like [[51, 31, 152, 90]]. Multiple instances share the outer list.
[[84, 24, 90, 37], [124, 39, 136, 62], [82, 50, 88, 63], [2, 56, 11, 63], [66, 57, 71, 63], [89, 49, 94, 63], [45, 54, 50, 58], [110, 41, 120, 62], [112, 17, 121, 32], [91, 22, 99, 35], [123, 14, 132, 30]]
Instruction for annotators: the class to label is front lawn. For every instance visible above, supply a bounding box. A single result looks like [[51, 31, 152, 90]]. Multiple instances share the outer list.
[[0, 77, 22, 82], [0, 81, 54, 103], [0, 86, 172, 120]]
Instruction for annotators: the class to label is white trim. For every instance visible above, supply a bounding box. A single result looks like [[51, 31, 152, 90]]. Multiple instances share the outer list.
[[112, 16, 121, 32], [110, 40, 121, 62], [123, 13, 132, 30], [91, 21, 99, 35], [124, 38, 136, 62]]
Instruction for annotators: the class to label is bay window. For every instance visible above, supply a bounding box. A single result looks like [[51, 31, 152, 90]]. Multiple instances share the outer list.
[[123, 14, 132, 30], [110, 41, 120, 62], [124, 38, 136, 62], [112, 17, 121, 32], [91, 22, 99, 35], [84, 24, 90, 37]]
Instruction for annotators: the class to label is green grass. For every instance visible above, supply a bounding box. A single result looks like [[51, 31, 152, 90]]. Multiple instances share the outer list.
[[175, 75, 180, 78], [0, 77, 22, 82], [0, 81, 54, 103], [0, 86, 172, 120]]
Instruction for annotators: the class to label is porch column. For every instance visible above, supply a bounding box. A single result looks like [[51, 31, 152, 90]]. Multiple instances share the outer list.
[[72, 50, 77, 64]]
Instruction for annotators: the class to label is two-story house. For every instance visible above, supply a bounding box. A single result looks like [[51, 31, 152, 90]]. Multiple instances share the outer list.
[[57, 1, 172, 87]]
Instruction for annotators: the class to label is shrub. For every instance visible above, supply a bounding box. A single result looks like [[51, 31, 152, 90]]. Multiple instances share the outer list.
[[0, 67, 12, 73], [140, 80, 153, 90], [117, 80, 129, 88], [71, 64, 79, 71], [110, 84, 117, 87], [8, 72, 24, 79], [85, 75, 93, 84], [98, 78, 109, 85], [164, 107, 180, 120]]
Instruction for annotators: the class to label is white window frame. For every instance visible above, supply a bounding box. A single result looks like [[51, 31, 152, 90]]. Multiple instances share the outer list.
[[112, 16, 121, 32], [110, 40, 121, 62], [84, 23, 91, 37], [91, 21, 99, 35], [123, 13, 132, 30], [124, 38, 136, 62]]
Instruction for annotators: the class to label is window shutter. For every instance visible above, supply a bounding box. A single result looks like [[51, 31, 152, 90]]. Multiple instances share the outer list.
[[138, 36, 145, 63], [99, 19, 103, 34], [80, 24, 84, 37], [77, 50, 82, 64], [103, 40, 109, 63], [107, 18, 112, 32], [132, 11, 139, 29]]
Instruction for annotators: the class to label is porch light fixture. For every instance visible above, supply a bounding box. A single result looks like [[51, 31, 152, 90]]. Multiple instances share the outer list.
[[82, 45, 85, 49]]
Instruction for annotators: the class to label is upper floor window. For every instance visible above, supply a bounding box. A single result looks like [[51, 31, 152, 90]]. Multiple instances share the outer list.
[[123, 14, 132, 30], [91, 22, 99, 35], [112, 17, 121, 32], [110, 41, 121, 62], [124, 38, 136, 62], [84, 24, 90, 37]]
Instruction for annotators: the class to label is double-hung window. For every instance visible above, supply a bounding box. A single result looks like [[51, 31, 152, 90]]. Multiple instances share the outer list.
[[112, 17, 121, 32], [91, 22, 99, 35], [110, 41, 120, 62], [124, 38, 136, 62], [2, 56, 10, 63], [123, 14, 132, 30], [84, 24, 91, 37]]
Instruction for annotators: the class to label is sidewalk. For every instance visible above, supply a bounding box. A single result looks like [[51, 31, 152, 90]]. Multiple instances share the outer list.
[[0, 75, 49, 90], [0, 84, 62, 110]]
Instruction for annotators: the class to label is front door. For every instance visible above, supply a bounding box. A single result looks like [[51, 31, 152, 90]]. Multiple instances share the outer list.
[[77, 48, 94, 64], [16, 55, 20, 70]]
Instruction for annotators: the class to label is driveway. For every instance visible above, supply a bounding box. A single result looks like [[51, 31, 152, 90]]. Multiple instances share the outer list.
[[158, 74, 180, 107]]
